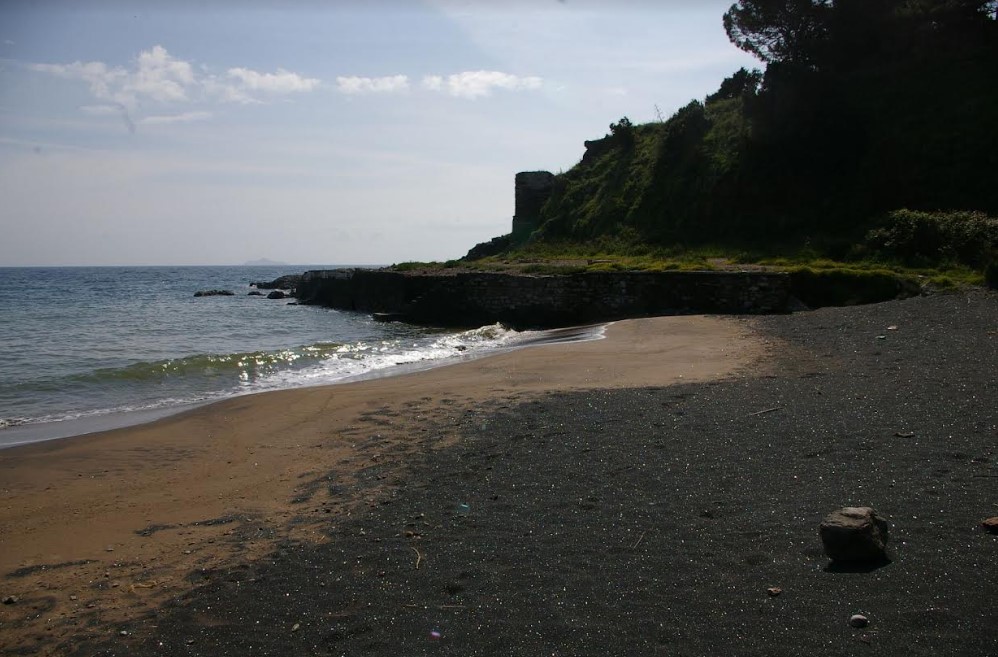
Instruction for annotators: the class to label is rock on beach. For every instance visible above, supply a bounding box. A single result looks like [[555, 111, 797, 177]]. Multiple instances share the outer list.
[[819, 506, 890, 563]]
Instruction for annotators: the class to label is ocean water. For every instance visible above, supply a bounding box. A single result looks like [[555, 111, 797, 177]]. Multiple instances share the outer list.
[[0, 266, 594, 448]]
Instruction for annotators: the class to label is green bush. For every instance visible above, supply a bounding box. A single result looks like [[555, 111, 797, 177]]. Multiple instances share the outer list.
[[391, 261, 438, 272], [865, 209, 998, 268]]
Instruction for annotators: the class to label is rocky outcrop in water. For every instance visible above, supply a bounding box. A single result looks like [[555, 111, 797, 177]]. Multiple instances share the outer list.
[[251, 275, 302, 291], [194, 290, 235, 297]]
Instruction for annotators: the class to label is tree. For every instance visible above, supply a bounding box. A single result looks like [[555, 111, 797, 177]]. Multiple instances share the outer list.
[[705, 67, 763, 103], [726, 0, 997, 71], [609, 116, 633, 138], [723, 0, 831, 66], [609, 116, 635, 147]]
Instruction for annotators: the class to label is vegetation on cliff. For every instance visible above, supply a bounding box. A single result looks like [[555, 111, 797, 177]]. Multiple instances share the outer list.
[[464, 0, 998, 288]]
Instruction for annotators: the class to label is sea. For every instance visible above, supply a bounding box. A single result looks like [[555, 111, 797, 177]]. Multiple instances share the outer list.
[[0, 266, 600, 449]]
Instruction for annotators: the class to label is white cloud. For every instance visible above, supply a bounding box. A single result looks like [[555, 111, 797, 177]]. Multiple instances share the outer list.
[[227, 67, 320, 94], [130, 45, 195, 103], [31, 61, 129, 101], [335, 71, 542, 99], [424, 71, 543, 99], [336, 75, 410, 95], [30, 45, 321, 115], [139, 111, 213, 126], [32, 46, 196, 109], [201, 77, 258, 105]]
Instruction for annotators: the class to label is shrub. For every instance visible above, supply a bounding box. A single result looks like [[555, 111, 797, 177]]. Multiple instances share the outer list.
[[865, 209, 998, 268], [391, 261, 437, 272]]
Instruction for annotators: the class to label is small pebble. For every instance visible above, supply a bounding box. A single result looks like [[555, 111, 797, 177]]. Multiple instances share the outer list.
[[982, 517, 998, 534], [119, 630, 129, 637], [766, 587, 782, 597], [2, 595, 18, 605], [849, 614, 869, 628], [291, 623, 300, 632]]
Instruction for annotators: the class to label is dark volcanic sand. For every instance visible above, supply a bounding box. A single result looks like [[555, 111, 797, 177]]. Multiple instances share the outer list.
[[67, 291, 998, 656]]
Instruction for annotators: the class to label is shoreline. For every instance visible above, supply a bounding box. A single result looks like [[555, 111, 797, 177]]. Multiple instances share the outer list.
[[0, 314, 763, 654], [2, 291, 994, 656], [0, 323, 608, 450]]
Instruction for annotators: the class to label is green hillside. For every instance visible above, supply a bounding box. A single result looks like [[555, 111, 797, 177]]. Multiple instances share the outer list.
[[466, 1, 998, 280]]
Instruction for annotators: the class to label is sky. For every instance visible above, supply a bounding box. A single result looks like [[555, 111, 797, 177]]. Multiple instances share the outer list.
[[0, 0, 758, 266]]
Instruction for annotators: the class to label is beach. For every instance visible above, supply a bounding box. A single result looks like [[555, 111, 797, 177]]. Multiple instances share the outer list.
[[1, 292, 996, 656]]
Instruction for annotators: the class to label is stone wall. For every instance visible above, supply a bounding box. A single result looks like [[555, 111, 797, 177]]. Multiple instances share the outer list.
[[297, 269, 791, 329], [512, 171, 555, 240]]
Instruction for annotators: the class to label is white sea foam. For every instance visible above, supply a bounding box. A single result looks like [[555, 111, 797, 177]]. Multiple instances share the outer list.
[[0, 320, 604, 448]]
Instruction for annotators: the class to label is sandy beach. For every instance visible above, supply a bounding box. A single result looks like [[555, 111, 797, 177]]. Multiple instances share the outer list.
[[0, 314, 763, 655], [1, 293, 996, 656]]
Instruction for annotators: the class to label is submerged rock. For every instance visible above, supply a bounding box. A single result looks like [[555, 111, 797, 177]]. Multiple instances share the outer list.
[[194, 290, 235, 297], [266, 290, 286, 299], [819, 506, 889, 563]]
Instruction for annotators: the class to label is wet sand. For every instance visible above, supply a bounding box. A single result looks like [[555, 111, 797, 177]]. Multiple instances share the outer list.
[[0, 315, 764, 655]]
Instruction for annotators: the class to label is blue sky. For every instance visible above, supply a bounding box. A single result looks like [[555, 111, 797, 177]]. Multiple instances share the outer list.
[[0, 0, 757, 266]]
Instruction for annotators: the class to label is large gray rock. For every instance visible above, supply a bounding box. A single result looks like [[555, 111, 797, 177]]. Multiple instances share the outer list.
[[819, 507, 889, 563]]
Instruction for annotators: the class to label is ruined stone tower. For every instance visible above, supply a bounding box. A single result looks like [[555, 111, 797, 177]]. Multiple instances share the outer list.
[[512, 171, 554, 241]]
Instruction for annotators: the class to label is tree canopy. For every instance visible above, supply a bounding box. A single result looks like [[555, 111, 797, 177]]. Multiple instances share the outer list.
[[724, 0, 997, 72], [723, 0, 830, 66]]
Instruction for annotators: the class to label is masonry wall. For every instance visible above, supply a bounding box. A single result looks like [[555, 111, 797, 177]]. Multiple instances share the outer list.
[[512, 171, 555, 240], [297, 269, 791, 329]]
